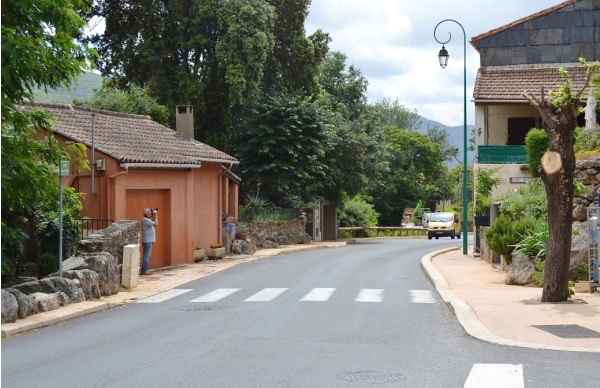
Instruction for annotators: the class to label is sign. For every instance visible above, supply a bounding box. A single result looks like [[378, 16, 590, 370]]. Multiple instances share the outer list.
[[510, 177, 535, 184], [60, 160, 70, 176]]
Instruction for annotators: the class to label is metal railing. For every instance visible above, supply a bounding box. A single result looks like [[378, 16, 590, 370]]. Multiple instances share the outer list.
[[338, 226, 427, 238], [76, 218, 114, 240]]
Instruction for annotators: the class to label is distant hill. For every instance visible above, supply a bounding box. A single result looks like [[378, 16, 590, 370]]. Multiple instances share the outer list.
[[417, 116, 475, 168], [33, 71, 103, 104]]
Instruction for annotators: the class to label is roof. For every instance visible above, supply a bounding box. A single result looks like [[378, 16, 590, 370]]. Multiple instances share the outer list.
[[470, 0, 577, 51], [473, 64, 590, 101], [29, 103, 238, 166]]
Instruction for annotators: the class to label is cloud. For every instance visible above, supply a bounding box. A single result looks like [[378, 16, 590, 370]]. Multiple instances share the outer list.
[[306, 0, 560, 126]]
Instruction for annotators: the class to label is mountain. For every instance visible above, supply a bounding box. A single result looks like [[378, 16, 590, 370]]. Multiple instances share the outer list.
[[417, 116, 475, 167], [33, 71, 103, 104]]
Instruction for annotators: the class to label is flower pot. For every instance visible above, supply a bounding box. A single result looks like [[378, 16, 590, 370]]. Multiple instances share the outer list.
[[194, 249, 205, 262], [207, 247, 226, 260], [236, 232, 247, 240]]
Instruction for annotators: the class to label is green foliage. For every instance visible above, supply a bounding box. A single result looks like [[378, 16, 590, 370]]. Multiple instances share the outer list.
[[35, 186, 83, 260], [574, 127, 600, 155], [39, 253, 59, 277], [497, 180, 547, 220], [525, 128, 549, 177], [369, 127, 444, 226], [529, 260, 545, 287], [2, 258, 16, 283], [1, 0, 94, 277], [74, 84, 170, 126], [475, 168, 500, 214], [571, 262, 589, 282], [486, 215, 534, 264], [338, 193, 379, 227], [234, 93, 334, 208], [239, 193, 271, 222], [511, 220, 549, 260], [567, 280, 575, 299]]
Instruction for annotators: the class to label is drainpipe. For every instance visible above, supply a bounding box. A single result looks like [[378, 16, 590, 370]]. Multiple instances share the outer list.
[[219, 164, 234, 245], [91, 113, 96, 195], [107, 167, 129, 219]]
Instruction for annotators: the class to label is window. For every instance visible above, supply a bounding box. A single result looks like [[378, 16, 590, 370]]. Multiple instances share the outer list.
[[507, 117, 536, 145]]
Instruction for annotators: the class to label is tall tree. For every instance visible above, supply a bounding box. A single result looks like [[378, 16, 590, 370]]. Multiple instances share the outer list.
[[525, 59, 600, 302], [1, 0, 95, 276]]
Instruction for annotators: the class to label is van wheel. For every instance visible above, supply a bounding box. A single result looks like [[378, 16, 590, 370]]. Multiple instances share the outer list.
[[428, 236, 432, 240], [457, 233, 461, 239], [435, 237, 439, 240], [451, 232, 455, 239]]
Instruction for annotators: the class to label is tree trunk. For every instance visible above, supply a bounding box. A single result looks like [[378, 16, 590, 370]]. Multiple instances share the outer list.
[[539, 103, 577, 302]]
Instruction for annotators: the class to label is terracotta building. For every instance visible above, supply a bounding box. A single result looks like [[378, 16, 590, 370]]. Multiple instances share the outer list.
[[34, 103, 240, 269]]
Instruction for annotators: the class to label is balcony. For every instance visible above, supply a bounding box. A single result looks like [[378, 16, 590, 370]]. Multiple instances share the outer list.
[[477, 145, 527, 164]]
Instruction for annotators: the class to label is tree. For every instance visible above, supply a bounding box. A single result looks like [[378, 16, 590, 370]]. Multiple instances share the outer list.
[[369, 127, 444, 226], [74, 83, 170, 125], [524, 59, 600, 302], [1, 0, 96, 278], [233, 93, 333, 208]]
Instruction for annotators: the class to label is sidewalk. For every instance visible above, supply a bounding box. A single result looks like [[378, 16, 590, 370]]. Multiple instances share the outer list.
[[423, 247, 600, 353], [3, 241, 600, 353]]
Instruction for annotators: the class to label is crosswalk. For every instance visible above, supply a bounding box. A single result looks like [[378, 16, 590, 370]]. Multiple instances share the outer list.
[[135, 287, 438, 304]]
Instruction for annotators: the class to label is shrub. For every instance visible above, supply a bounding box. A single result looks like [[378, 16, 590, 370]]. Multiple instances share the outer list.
[[486, 215, 519, 264], [475, 168, 500, 214], [338, 193, 379, 227], [529, 260, 544, 287], [39, 252, 58, 276], [498, 180, 547, 220], [525, 128, 549, 177], [511, 220, 549, 260]]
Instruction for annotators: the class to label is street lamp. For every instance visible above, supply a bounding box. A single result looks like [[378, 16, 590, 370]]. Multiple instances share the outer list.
[[434, 19, 468, 255]]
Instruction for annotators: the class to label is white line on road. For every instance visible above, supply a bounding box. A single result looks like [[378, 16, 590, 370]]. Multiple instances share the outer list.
[[245, 288, 289, 302], [355, 289, 384, 302], [135, 289, 193, 303], [410, 290, 437, 303], [300, 288, 336, 301], [190, 288, 241, 302], [464, 364, 524, 388]]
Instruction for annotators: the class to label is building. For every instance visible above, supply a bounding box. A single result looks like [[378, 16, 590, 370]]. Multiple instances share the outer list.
[[470, 0, 599, 200], [34, 103, 240, 269]]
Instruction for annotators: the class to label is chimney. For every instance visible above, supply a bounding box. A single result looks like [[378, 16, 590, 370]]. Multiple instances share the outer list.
[[176, 105, 194, 140]]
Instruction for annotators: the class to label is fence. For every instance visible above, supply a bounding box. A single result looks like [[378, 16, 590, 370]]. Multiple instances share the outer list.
[[338, 226, 428, 238], [76, 218, 114, 240]]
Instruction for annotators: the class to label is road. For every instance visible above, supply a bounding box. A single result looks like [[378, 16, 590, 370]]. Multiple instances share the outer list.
[[2, 239, 598, 387]]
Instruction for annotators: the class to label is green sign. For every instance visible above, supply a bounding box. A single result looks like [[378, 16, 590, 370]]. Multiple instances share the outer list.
[[60, 160, 70, 176]]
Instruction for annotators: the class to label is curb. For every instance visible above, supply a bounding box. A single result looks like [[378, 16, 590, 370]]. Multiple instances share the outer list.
[[421, 247, 600, 353]]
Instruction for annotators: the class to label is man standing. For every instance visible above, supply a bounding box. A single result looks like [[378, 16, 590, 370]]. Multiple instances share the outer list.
[[141, 208, 158, 275]]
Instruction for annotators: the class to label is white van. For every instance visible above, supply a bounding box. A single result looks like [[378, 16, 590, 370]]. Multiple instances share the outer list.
[[427, 212, 461, 239], [423, 213, 431, 229]]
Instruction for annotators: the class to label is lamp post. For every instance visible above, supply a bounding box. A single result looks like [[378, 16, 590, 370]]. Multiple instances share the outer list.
[[434, 19, 468, 255]]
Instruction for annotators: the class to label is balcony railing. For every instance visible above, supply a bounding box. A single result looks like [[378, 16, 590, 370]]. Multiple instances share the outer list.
[[76, 218, 114, 240], [477, 145, 527, 164]]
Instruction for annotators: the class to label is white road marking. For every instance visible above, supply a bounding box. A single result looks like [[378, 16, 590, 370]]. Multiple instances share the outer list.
[[464, 364, 524, 388], [245, 288, 289, 302], [300, 288, 336, 301], [135, 289, 193, 303], [190, 288, 241, 302], [410, 290, 437, 303], [355, 289, 384, 302]]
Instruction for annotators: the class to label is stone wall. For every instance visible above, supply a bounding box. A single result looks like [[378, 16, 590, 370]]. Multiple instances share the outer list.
[[77, 220, 139, 265], [1, 221, 139, 324], [242, 220, 311, 247]]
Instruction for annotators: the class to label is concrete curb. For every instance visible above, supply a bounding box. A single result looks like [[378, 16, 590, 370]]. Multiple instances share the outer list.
[[421, 247, 600, 353]]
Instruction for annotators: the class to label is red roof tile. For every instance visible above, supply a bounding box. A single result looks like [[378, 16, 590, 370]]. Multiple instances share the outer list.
[[29, 103, 238, 166], [473, 65, 591, 101]]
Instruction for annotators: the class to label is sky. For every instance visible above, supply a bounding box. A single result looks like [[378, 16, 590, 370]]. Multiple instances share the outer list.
[[305, 0, 563, 127]]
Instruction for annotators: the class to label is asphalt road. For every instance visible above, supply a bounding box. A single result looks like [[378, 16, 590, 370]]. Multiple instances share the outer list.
[[2, 238, 598, 387]]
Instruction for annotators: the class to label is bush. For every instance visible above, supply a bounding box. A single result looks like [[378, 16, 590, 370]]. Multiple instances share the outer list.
[[498, 180, 547, 220], [338, 193, 379, 227], [39, 252, 58, 276], [486, 215, 536, 265], [525, 128, 549, 177], [529, 260, 544, 287], [511, 220, 549, 260]]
